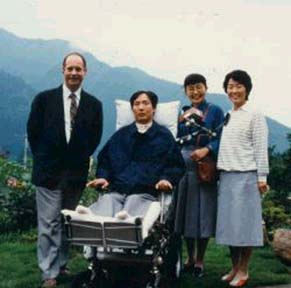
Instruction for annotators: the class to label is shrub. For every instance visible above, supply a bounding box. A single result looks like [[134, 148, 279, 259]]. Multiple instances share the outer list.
[[79, 187, 99, 206], [0, 158, 36, 233], [262, 195, 291, 239], [0, 157, 99, 233]]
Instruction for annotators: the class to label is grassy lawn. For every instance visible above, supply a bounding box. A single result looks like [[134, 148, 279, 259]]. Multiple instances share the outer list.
[[0, 239, 290, 288]]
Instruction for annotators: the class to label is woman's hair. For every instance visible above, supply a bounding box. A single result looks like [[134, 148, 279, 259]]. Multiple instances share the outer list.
[[183, 73, 207, 89], [223, 70, 253, 99], [130, 90, 159, 109]]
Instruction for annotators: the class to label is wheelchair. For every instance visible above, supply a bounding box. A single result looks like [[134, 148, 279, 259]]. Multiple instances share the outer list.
[[61, 99, 184, 287], [62, 190, 182, 288]]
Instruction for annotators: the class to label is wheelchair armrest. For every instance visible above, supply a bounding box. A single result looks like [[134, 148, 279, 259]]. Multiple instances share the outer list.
[[157, 189, 174, 224]]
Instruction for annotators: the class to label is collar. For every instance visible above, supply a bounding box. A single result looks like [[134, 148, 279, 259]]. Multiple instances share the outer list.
[[231, 101, 251, 112], [62, 84, 82, 101], [135, 121, 153, 133], [128, 121, 158, 137]]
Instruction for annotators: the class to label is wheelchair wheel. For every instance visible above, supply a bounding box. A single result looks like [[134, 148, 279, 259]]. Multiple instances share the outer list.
[[174, 244, 182, 279], [145, 274, 161, 288], [165, 234, 182, 279], [70, 269, 112, 288], [159, 235, 182, 287], [170, 247, 182, 288], [71, 270, 94, 288]]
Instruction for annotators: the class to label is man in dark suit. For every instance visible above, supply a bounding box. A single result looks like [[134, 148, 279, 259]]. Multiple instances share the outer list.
[[27, 52, 103, 288]]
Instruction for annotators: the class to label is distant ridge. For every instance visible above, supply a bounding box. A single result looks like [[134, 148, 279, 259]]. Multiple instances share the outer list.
[[0, 28, 289, 159]]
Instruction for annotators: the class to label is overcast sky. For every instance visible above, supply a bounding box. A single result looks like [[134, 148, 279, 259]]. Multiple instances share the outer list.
[[1, 0, 291, 127]]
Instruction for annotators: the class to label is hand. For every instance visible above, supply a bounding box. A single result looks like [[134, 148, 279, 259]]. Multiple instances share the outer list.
[[155, 179, 173, 191], [190, 147, 210, 162], [86, 178, 109, 189], [257, 181, 269, 194], [179, 112, 188, 123], [179, 109, 194, 122]]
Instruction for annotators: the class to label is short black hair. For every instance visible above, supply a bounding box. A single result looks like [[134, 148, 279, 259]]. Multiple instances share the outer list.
[[223, 70, 252, 99], [183, 73, 207, 89], [62, 52, 87, 69], [130, 90, 159, 109]]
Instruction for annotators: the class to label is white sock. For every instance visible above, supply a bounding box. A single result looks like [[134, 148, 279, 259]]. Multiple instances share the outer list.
[[115, 210, 130, 220], [76, 205, 92, 215]]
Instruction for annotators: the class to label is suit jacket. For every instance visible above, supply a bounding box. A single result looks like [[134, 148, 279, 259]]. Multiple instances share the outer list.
[[27, 85, 103, 190]]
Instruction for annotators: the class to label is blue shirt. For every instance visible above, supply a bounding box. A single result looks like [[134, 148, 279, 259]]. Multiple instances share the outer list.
[[177, 100, 225, 156], [96, 121, 185, 195]]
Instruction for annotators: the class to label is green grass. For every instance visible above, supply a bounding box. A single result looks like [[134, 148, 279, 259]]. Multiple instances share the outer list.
[[0, 239, 290, 288]]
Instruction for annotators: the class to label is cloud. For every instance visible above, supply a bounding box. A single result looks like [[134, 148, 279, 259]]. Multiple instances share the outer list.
[[0, 0, 291, 126]]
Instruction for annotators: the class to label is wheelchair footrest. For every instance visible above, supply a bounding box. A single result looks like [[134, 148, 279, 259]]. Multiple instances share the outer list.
[[104, 222, 142, 248], [64, 218, 143, 248], [65, 220, 104, 246]]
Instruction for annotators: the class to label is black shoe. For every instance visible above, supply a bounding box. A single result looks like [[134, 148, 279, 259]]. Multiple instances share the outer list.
[[41, 278, 57, 288], [193, 266, 204, 278], [60, 266, 71, 276], [182, 263, 194, 273]]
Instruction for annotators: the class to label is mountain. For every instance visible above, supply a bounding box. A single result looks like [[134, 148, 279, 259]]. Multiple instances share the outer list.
[[0, 28, 111, 90], [0, 70, 35, 158], [0, 28, 290, 159]]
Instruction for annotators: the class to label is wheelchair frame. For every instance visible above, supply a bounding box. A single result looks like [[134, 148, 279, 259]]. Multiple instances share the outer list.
[[63, 192, 182, 287]]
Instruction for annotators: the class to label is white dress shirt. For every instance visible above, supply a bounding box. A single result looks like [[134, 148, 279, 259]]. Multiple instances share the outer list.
[[63, 84, 81, 143], [217, 102, 269, 182]]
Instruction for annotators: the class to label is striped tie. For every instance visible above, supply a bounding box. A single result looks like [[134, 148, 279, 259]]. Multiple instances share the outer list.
[[69, 93, 78, 130]]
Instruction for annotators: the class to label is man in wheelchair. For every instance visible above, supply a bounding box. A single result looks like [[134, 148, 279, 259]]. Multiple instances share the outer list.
[[87, 90, 185, 220], [63, 90, 185, 287]]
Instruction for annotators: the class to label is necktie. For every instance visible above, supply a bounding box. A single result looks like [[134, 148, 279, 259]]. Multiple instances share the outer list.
[[69, 93, 78, 130]]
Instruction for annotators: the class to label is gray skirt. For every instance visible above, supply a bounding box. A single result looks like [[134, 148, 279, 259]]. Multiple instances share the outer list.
[[216, 171, 263, 247], [174, 146, 217, 238]]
